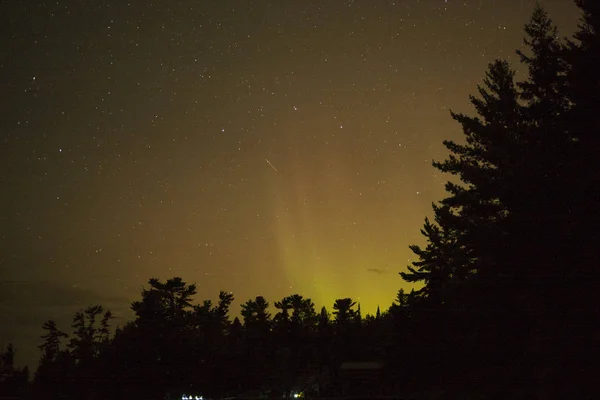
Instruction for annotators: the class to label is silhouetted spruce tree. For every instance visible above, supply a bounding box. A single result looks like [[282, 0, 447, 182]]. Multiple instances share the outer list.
[[318, 306, 330, 331], [504, 10, 581, 379], [497, 10, 599, 395], [190, 298, 219, 394], [223, 317, 245, 396], [401, 63, 525, 347], [240, 296, 272, 394], [38, 320, 69, 363], [511, 2, 572, 289], [132, 277, 197, 324], [208, 291, 235, 396], [34, 320, 69, 397], [186, 290, 236, 397], [316, 306, 332, 360], [548, 1, 600, 393], [271, 294, 318, 398], [214, 290, 235, 332], [401, 3, 599, 396], [567, 0, 600, 146], [0, 344, 30, 398], [331, 298, 359, 362], [563, 0, 600, 323], [130, 277, 197, 399], [332, 298, 358, 326], [64, 305, 114, 399]]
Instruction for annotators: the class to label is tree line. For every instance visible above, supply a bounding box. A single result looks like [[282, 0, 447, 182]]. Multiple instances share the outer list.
[[2, 1, 599, 398], [4, 278, 406, 399]]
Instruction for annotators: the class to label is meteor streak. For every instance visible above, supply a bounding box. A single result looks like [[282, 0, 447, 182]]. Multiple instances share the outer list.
[[265, 158, 278, 172]]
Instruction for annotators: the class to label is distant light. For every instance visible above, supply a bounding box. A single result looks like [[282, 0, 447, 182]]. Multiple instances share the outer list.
[[181, 395, 203, 400]]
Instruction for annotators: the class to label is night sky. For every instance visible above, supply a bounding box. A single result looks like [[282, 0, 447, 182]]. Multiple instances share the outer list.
[[1, 0, 581, 367]]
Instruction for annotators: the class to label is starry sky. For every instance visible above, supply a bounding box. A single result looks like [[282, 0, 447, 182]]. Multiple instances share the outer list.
[[1, 0, 581, 367]]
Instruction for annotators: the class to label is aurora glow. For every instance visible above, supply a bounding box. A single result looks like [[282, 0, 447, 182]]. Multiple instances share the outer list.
[[0, 0, 581, 367]]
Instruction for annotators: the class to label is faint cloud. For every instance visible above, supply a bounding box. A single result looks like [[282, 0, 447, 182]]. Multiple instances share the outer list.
[[0, 280, 133, 369], [0, 279, 129, 307], [366, 268, 388, 275]]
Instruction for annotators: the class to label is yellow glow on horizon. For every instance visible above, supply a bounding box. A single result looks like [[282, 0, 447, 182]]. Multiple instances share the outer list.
[[271, 139, 416, 315]]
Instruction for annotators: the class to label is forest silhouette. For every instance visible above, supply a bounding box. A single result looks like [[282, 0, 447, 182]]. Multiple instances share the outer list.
[[1, 1, 599, 398]]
